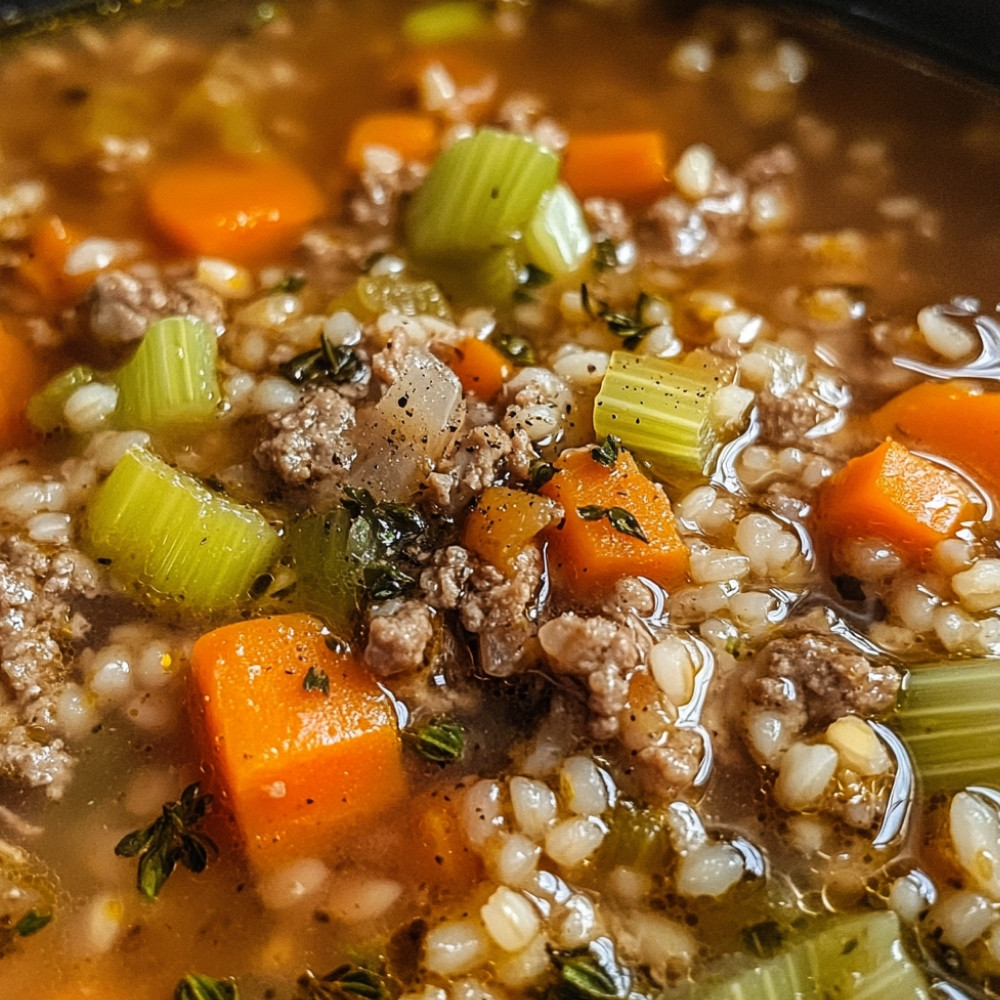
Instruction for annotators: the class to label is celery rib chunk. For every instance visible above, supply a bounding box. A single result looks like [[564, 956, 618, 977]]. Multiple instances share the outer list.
[[523, 182, 592, 277], [894, 658, 1000, 792], [115, 316, 221, 430], [85, 447, 279, 610], [287, 508, 361, 639], [406, 129, 560, 260], [26, 365, 98, 433], [593, 351, 727, 479], [691, 910, 930, 999], [402, 1, 489, 46]]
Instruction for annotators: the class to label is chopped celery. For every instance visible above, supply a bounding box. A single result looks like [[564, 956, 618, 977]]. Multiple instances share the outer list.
[[287, 508, 361, 638], [402, 1, 489, 46], [26, 365, 98, 433], [426, 244, 526, 305], [894, 658, 1000, 792], [523, 183, 592, 278], [85, 447, 280, 610], [593, 351, 730, 479], [356, 273, 453, 320], [115, 316, 221, 430], [406, 129, 560, 261], [690, 910, 930, 999], [595, 802, 673, 876]]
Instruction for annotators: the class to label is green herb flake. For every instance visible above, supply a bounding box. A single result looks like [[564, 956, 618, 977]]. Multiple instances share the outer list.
[[269, 273, 307, 294], [590, 435, 621, 468], [303, 665, 330, 695], [549, 947, 629, 1000], [115, 782, 217, 901], [491, 332, 538, 367], [592, 238, 621, 272], [528, 458, 558, 489], [295, 964, 391, 1000], [280, 344, 368, 386], [174, 972, 240, 1000], [577, 505, 649, 543], [408, 717, 465, 763], [14, 909, 51, 938], [741, 919, 784, 959], [581, 284, 656, 350]]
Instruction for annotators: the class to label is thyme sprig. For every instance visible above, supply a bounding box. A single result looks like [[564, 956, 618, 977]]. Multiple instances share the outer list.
[[577, 505, 648, 543], [406, 717, 465, 763], [174, 972, 240, 1000], [115, 783, 217, 901], [294, 964, 392, 1000], [580, 284, 656, 350]]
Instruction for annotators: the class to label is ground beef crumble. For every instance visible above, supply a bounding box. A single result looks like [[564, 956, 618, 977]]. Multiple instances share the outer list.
[[0, 536, 103, 798], [745, 632, 901, 747], [89, 267, 227, 346], [254, 386, 357, 486], [365, 599, 435, 677]]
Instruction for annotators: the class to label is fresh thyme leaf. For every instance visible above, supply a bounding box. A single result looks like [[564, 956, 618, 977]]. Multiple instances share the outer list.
[[590, 435, 621, 468], [303, 665, 330, 695], [280, 348, 328, 385], [529, 458, 558, 488], [576, 505, 648, 543], [492, 332, 537, 367], [549, 947, 629, 1000], [407, 717, 465, 763], [295, 964, 391, 1000], [115, 783, 217, 901], [174, 972, 240, 1000], [365, 563, 415, 601], [14, 909, 51, 937], [269, 273, 307, 294], [592, 238, 621, 272], [280, 343, 367, 386], [580, 284, 656, 348]]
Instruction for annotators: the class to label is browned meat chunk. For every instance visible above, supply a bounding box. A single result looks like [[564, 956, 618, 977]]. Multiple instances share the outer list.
[[254, 386, 357, 486], [89, 268, 226, 345], [365, 600, 435, 677]]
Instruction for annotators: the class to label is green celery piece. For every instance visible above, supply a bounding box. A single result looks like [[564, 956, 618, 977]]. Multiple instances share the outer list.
[[26, 365, 98, 433], [406, 129, 560, 261], [287, 508, 361, 639], [596, 801, 673, 876], [894, 658, 1000, 792], [593, 350, 725, 478], [402, 1, 489, 46], [85, 447, 280, 610], [523, 182, 592, 277], [691, 910, 930, 999], [356, 273, 453, 320], [115, 316, 221, 430], [430, 244, 526, 305]]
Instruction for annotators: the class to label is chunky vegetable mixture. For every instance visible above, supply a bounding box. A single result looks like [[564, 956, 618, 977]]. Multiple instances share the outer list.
[[0, 1, 999, 998]]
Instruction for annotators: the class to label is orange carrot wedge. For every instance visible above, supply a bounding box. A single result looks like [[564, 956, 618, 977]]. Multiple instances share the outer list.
[[539, 444, 689, 596], [189, 613, 406, 867], [447, 335, 513, 401], [814, 438, 983, 556], [463, 485, 560, 575], [146, 156, 325, 262], [345, 112, 438, 171], [870, 381, 1000, 502], [561, 131, 671, 206], [0, 318, 46, 450]]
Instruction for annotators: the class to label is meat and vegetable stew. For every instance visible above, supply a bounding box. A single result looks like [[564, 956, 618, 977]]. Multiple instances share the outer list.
[[1, 1, 999, 997]]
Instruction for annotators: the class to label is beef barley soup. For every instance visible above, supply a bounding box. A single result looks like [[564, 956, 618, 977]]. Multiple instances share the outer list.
[[0, 1, 999, 997]]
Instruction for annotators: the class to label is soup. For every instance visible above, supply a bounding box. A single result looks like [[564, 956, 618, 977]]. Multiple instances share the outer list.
[[0, 1, 998, 997]]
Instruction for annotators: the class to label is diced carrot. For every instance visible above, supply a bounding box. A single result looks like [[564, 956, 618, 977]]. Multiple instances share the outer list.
[[146, 156, 325, 263], [813, 439, 983, 556], [539, 445, 689, 596], [463, 485, 561, 575], [345, 112, 439, 171], [188, 613, 406, 867], [561, 131, 671, 206], [18, 215, 103, 304], [0, 318, 46, 450], [403, 788, 483, 894], [870, 381, 1000, 501], [447, 335, 513, 401]]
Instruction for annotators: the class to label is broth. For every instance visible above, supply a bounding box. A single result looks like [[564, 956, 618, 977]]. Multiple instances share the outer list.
[[0, 2, 998, 998]]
